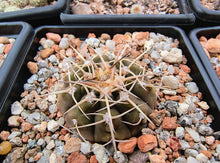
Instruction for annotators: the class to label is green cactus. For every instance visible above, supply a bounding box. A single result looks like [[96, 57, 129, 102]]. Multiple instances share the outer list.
[[55, 41, 157, 153], [8, 0, 29, 7], [29, 0, 48, 7]]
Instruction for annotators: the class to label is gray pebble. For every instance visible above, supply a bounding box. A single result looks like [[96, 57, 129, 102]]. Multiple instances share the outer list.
[[187, 156, 199, 163], [11, 101, 24, 115], [177, 103, 189, 116], [159, 130, 170, 142], [26, 112, 41, 125], [37, 68, 52, 82], [48, 55, 58, 65], [174, 157, 187, 163], [114, 151, 128, 163], [196, 153, 208, 163], [106, 40, 115, 51], [150, 50, 160, 60], [85, 37, 100, 48], [185, 82, 199, 94], [38, 60, 48, 69], [27, 139, 36, 149], [49, 104, 57, 114], [59, 38, 69, 49], [8, 131, 21, 140], [10, 137, 22, 146], [28, 157, 35, 163], [80, 141, 92, 155], [185, 149, 199, 157], [175, 127, 185, 139], [162, 75, 179, 89], [179, 115, 193, 126], [198, 124, 213, 136], [27, 74, 38, 84], [168, 65, 175, 74], [165, 100, 178, 116], [46, 140, 55, 150], [37, 156, 49, 163], [54, 145, 66, 157], [210, 57, 218, 65], [24, 83, 37, 91], [153, 66, 163, 76], [42, 39, 54, 48], [179, 140, 191, 150], [37, 138, 46, 147], [185, 127, 201, 142]]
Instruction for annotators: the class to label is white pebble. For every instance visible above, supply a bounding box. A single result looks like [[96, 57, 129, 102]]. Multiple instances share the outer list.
[[92, 143, 109, 163], [162, 75, 179, 89], [0, 44, 5, 53], [11, 101, 24, 115], [7, 131, 21, 140], [161, 48, 183, 63], [47, 120, 59, 132], [49, 104, 57, 114], [185, 82, 199, 94], [176, 127, 185, 139], [196, 153, 208, 163], [46, 140, 55, 150], [106, 40, 115, 51], [8, 116, 20, 127], [49, 153, 57, 163], [42, 39, 55, 48], [168, 65, 175, 74], [85, 37, 100, 48], [177, 102, 189, 116], [114, 151, 128, 163], [80, 141, 92, 155], [59, 38, 69, 49], [187, 156, 199, 163], [185, 127, 201, 142]]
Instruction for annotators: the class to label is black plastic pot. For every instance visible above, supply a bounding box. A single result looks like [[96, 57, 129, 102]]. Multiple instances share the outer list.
[[1, 25, 219, 136], [189, 26, 220, 97], [0, 22, 34, 112], [60, 0, 195, 25], [189, 0, 220, 23], [0, 0, 66, 25]]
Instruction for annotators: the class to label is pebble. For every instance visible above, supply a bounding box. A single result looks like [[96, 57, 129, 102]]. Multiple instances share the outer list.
[[198, 125, 213, 136], [206, 38, 220, 53], [67, 152, 88, 163], [37, 68, 52, 82], [7, 131, 21, 140], [149, 110, 165, 126], [26, 112, 41, 125], [185, 149, 199, 158], [9, 137, 22, 146], [8, 115, 20, 127], [46, 140, 55, 150], [11, 101, 24, 115], [197, 101, 209, 110], [175, 127, 185, 139], [118, 137, 137, 154], [166, 137, 180, 152], [174, 157, 187, 163], [179, 115, 193, 126], [48, 55, 58, 65], [165, 101, 178, 116], [47, 120, 59, 132], [92, 143, 109, 163], [179, 140, 191, 150], [0, 131, 10, 141], [216, 144, 220, 154], [49, 153, 57, 163], [21, 121, 32, 132], [37, 138, 46, 147], [196, 153, 208, 163], [106, 40, 115, 51], [185, 82, 199, 94], [159, 130, 171, 142], [114, 151, 128, 163], [149, 155, 166, 163], [42, 39, 55, 49], [205, 136, 215, 145], [185, 127, 201, 142], [48, 104, 57, 114], [161, 48, 183, 64], [128, 150, 149, 163], [59, 38, 69, 49], [80, 141, 92, 155], [27, 74, 38, 83], [27, 61, 38, 74], [64, 137, 82, 153], [162, 117, 178, 130], [0, 37, 9, 44], [177, 102, 189, 116], [0, 44, 5, 53], [40, 48, 55, 59], [137, 134, 157, 152], [187, 156, 199, 163], [162, 89, 177, 95], [162, 76, 179, 89], [27, 139, 36, 149], [46, 33, 61, 43]]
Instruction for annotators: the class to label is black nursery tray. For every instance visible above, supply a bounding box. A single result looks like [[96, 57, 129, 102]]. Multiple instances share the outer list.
[[0, 22, 34, 110], [60, 0, 195, 25], [1, 25, 219, 135], [189, 26, 220, 97], [0, 0, 66, 23], [189, 0, 220, 23]]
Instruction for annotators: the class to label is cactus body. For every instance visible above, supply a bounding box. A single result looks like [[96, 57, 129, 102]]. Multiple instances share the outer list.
[[56, 39, 157, 151]]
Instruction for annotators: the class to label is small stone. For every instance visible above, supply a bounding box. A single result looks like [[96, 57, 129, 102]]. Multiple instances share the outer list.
[[47, 120, 59, 132], [205, 136, 215, 145], [85, 37, 100, 48], [0, 37, 9, 44], [149, 109, 165, 126], [106, 40, 115, 51], [185, 149, 199, 157], [206, 38, 220, 53], [49, 104, 57, 114], [185, 82, 199, 94], [40, 48, 54, 59], [174, 157, 187, 163], [162, 76, 179, 89], [137, 134, 157, 152], [22, 135, 29, 143], [37, 138, 46, 147], [114, 151, 128, 163], [185, 127, 201, 142], [10, 146, 27, 163], [80, 141, 92, 155], [196, 153, 208, 163], [10, 137, 22, 146], [128, 150, 149, 163], [37, 121, 47, 133], [179, 115, 193, 127], [197, 101, 209, 110], [46, 33, 61, 43], [179, 140, 191, 150], [8, 115, 20, 127], [27, 61, 38, 74], [216, 144, 220, 154], [198, 125, 213, 135], [161, 48, 183, 63], [11, 101, 24, 115], [162, 117, 177, 130], [59, 38, 69, 49], [67, 152, 88, 163], [200, 150, 212, 158], [92, 143, 109, 163], [0, 131, 10, 141], [7, 131, 21, 140], [149, 155, 166, 163], [90, 155, 98, 163], [177, 103, 189, 116], [186, 157, 199, 163], [175, 127, 185, 139], [159, 130, 170, 142], [49, 153, 57, 163], [118, 137, 137, 153], [64, 137, 82, 153], [21, 121, 32, 132], [166, 137, 180, 152], [46, 140, 55, 150]]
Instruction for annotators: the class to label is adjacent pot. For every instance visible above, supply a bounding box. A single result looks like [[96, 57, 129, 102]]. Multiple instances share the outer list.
[[189, 0, 220, 23], [0, 0, 66, 23], [60, 0, 195, 25], [189, 26, 220, 97], [0, 22, 34, 112]]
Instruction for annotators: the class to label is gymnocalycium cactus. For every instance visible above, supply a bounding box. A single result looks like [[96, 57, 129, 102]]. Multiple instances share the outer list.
[[55, 38, 157, 153]]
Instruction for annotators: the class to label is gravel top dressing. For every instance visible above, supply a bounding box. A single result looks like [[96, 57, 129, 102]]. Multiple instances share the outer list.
[[0, 31, 219, 163]]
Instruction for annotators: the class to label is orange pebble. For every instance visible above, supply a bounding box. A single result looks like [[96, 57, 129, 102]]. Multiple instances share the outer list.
[[4, 43, 13, 54]]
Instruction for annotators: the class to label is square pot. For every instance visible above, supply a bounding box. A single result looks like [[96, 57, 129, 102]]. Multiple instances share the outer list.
[[189, 26, 220, 97], [0, 21, 34, 111], [60, 0, 195, 25], [188, 0, 220, 23], [0, 0, 67, 23]]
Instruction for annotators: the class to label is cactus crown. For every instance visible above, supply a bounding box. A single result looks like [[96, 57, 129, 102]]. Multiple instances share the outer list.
[[55, 37, 157, 153]]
